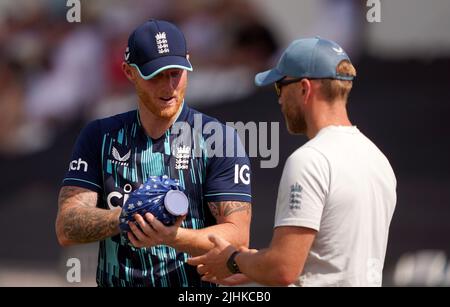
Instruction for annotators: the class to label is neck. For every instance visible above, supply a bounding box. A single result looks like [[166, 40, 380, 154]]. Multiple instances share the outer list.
[[305, 98, 352, 139], [138, 103, 182, 139]]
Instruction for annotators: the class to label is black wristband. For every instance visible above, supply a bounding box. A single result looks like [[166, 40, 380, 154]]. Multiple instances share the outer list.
[[226, 251, 241, 274]]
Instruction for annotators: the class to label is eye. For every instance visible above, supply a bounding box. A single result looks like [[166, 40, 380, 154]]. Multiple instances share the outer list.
[[170, 70, 181, 78], [152, 73, 163, 80]]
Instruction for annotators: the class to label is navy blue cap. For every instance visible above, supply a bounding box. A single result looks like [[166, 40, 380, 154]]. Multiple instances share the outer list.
[[125, 19, 193, 80], [255, 37, 354, 86]]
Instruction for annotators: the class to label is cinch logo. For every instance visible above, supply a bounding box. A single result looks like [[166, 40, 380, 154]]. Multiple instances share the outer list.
[[234, 164, 250, 185], [69, 158, 88, 172], [107, 183, 133, 210]]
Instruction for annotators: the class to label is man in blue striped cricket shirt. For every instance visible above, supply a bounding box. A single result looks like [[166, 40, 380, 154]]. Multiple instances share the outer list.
[[55, 19, 252, 287]]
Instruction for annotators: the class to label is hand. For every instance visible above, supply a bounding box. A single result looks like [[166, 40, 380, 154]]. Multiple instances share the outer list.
[[202, 273, 252, 286], [128, 212, 185, 248], [187, 234, 237, 280]]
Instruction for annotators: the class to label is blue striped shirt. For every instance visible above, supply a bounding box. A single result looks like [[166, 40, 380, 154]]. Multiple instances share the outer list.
[[62, 103, 251, 287]]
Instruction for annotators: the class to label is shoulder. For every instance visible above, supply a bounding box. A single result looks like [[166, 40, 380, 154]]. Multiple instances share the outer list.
[[76, 110, 137, 146], [187, 107, 227, 129], [93, 110, 138, 133], [286, 145, 329, 171], [280, 145, 330, 188], [187, 107, 239, 142]]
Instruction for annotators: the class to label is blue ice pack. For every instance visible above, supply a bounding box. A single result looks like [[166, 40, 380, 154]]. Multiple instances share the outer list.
[[119, 175, 188, 232]]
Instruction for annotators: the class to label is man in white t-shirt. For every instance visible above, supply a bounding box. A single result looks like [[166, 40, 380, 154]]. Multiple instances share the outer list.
[[188, 37, 397, 287]]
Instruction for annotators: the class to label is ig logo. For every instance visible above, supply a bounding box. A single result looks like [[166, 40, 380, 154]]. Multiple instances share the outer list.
[[234, 165, 250, 185]]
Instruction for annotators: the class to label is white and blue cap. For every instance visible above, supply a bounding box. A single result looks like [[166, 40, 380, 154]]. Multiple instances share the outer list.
[[255, 37, 354, 86], [125, 19, 193, 80]]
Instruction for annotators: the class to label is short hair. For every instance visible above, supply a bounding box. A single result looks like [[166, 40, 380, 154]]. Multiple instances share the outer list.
[[318, 60, 356, 102]]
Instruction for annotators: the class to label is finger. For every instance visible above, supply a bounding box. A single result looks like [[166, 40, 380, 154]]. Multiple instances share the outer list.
[[173, 215, 186, 228], [135, 214, 157, 236], [202, 275, 229, 285], [196, 264, 209, 276], [127, 232, 142, 248], [134, 214, 149, 230], [187, 255, 207, 266], [129, 221, 147, 241], [144, 213, 165, 231], [220, 274, 252, 286], [201, 275, 218, 284], [202, 274, 245, 286]]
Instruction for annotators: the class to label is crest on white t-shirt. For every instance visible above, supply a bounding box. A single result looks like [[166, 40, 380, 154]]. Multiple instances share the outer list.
[[289, 182, 302, 210]]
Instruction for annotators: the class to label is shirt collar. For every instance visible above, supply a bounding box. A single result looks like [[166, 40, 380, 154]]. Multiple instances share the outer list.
[[135, 101, 189, 138]]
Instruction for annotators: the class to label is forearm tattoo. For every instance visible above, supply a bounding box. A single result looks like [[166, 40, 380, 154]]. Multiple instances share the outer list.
[[208, 201, 251, 219], [58, 186, 119, 243]]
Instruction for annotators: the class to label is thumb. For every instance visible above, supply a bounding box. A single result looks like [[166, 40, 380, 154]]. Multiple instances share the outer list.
[[174, 215, 186, 228]]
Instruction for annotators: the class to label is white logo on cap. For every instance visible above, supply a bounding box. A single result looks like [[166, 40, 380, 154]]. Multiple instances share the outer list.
[[155, 32, 170, 54], [332, 46, 344, 55]]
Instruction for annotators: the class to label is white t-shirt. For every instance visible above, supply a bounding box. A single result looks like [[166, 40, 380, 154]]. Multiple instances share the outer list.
[[274, 126, 397, 287]]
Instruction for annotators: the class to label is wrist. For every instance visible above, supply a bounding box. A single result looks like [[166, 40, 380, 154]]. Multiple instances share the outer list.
[[168, 226, 184, 249], [112, 208, 122, 234], [227, 250, 242, 274]]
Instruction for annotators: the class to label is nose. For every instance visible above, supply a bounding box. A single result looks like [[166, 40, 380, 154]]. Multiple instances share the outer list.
[[161, 69, 181, 90], [169, 76, 178, 91]]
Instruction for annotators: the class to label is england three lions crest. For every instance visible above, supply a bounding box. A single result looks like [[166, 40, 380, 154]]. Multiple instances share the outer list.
[[175, 145, 190, 170]]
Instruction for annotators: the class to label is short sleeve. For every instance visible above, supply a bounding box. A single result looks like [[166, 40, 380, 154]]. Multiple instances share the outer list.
[[274, 146, 330, 231], [204, 127, 252, 203], [62, 120, 103, 192]]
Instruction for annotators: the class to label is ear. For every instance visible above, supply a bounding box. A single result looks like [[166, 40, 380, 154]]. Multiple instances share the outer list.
[[186, 53, 190, 60], [122, 62, 135, 82], [300, 79, 312, 104]]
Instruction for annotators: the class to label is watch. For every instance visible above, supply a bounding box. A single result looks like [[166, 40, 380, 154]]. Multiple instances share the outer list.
[[226, 251, 242, 274]]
